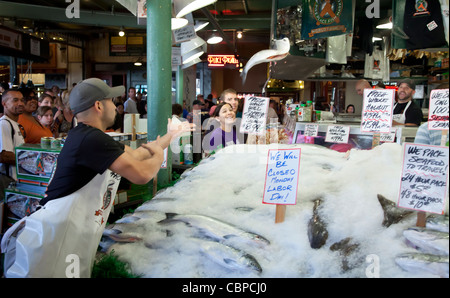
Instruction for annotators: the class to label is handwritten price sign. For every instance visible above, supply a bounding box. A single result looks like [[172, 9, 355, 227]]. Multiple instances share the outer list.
[[263, 149, 301, 205], [325, 125, 350, 144], [240, 96, 269, 135], [428, 89, 449, 131], [361, 89, 395, 133], [398, 143, 449, 214]]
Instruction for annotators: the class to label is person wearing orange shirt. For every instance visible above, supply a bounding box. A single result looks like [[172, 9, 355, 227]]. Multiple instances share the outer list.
[[18, 99, 53, 144]]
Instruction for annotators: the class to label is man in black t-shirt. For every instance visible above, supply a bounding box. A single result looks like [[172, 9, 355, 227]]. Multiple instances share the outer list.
[[2, 78, 194, 278], [393, 79, 423, 127]]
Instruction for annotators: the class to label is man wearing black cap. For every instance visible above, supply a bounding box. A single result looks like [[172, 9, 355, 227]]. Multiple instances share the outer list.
[[1, 78, 193, 278], [393, 79, 423, 127]]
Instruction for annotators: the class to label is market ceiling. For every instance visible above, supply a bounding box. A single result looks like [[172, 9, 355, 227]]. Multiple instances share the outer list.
[[0, 0, 393, 41]]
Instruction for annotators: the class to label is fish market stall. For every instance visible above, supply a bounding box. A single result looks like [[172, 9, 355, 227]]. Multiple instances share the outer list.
[[101, 143, 449, 278]]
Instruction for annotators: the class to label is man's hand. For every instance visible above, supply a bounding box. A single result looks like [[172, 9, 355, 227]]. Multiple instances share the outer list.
[[140, 137, 164, 163], [167, 118, 195, 141]]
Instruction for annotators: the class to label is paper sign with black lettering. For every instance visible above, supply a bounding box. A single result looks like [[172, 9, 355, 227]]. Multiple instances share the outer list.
[[263, 149, 301, 205], [325, 125, 350, 144], [398, 143, 449, 215], [361, 89, 395, 133], [428, 89, 449, 131], [304, 124, 319, 137], [240, 96, 269, 135]]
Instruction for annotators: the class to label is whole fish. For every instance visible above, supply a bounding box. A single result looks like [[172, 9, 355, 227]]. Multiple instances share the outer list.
[[199, 240, 263, 274], [240, 38, 290, 83], [158, 213, 270, 247], [377, 194, 414, 227], [403, 227, 449, 256], [395, 253, 449, 278], [426, 215, 449, 233], [330, 237, 361, 272], [307, 199, 328, 249]]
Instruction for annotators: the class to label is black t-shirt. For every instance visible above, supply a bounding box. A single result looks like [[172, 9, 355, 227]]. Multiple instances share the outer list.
[[393, 101, 423, 126], [42, 123, 125, 205]]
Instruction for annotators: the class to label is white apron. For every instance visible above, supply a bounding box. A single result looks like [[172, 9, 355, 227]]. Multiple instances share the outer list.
[[1, 170, 121, 278], [392, 101, 412, 125]]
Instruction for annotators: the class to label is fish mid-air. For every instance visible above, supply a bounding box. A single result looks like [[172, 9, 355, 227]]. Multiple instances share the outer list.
[[240, 37, 290, 84]]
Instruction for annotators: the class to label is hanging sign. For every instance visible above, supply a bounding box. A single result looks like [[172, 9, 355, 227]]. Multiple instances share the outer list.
[[428, 89, 449, 131], [240, 96, 270, 135], [361, 89, 395, 134], [173, 25, 196, 44], [301, 0, 354, 40], [263, 148, 301, 206], [325, 125, 350, 144], [398, 143, 449, 215], [207, 55, 240, 68]]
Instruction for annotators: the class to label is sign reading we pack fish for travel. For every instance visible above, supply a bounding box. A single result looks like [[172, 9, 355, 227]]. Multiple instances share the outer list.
[[361, 89, 395, 134], [263, 149, 301, 205], [240, 96, 269, 135], [428, 89, 449, 131], [398, 143, 449, 215]]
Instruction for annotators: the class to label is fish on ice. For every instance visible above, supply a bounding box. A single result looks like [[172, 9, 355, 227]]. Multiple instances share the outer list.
[[395, 253, 449, 278], [426, 215, 449, 233], [307, 199, 328, 249], [198, 240, 263, 274], [377, 194, 414, 227], [403, 227, 449, 256], [158, 213, 270, 248], [240, 38, 290, 84]]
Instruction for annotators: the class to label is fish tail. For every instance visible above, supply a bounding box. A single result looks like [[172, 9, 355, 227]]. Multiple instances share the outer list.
[[240, 70, 247, 84], [157, 213, 178, 224]]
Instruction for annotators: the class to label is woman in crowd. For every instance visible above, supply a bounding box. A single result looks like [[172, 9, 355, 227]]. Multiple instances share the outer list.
[[35, 106, 54, 136], [203, 102, 244, 153], [18, 91, 53, 143]]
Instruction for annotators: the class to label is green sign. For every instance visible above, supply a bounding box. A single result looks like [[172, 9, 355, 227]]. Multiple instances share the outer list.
[[301, 0, 354, 40]]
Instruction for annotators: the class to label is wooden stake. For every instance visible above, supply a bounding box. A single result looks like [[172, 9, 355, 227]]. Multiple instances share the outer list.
[[152, 175, 158, 197], [275, 205, 286, 224], [372, 133, 380, 149], [416, 211, 427, 227]]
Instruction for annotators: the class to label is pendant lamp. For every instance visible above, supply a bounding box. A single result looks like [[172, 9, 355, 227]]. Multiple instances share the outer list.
[[174, 0, 218, 18]]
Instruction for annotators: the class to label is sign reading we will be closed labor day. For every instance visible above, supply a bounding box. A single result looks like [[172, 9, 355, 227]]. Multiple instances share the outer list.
[[398, 143, 449, 215], [263, 149, 301, 205]]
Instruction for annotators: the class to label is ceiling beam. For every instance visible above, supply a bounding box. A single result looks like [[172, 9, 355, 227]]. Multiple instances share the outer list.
[[0, 1, 142, 28]]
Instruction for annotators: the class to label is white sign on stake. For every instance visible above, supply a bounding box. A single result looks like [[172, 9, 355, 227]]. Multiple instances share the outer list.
[[240, 96, 270, 135], [428, 89, 449, 131], [398, 143, 449, 215], [263, 149, 301, 205], [361, 89, 395, 134], [304, 124, 319, 137], [325, 125, 350, 144]]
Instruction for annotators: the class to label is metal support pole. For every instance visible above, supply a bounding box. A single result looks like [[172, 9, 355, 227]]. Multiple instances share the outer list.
[[176, 65, 184, 105], [147, 0, 172, 187]]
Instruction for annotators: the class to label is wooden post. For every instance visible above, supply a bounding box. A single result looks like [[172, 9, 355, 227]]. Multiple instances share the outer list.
[[275, 205, 286, 224], [372, 133, 380, 148], [152, 176, 158, 197]]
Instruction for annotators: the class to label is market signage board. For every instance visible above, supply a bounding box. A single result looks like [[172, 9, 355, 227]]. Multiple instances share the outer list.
[[263, 149, 301, 206], [173, 25, 196, 44], [398, 143, 449, 215], [240, 96, 270, 135], [428, 89, 449, 131], [325, 125, 350, 143], [361, 89, 395, 134], [207, 55, 240, 68]]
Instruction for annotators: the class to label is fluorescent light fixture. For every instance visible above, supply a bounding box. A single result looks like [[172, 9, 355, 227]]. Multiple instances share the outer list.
[[134, 61, 142, 66], [372, 37, 383, 42], [182, 47, 204, 65], [180, 36, 206, 55], [172, 17, 189, 30], [207, 33, 223, 44], [376, 22, 393, 30], [174, 0, 218, 18]]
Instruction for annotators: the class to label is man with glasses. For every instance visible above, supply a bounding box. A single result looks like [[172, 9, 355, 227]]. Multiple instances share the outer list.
[[0, 89, 25, 200]]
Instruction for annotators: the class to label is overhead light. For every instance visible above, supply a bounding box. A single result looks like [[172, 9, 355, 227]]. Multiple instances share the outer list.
[[372, 37, 383, 42], [376, 22, 393, 30], [174, 0, 218, 18], [172, 18, 189, 30], [207, 32, 223, 44], [134, 57, 143, 66], [182, 57, 201, 69], [194, 21, 209, 32], [182, 47, 204, 65], [237, 31, 243, 39], [180, 36, 206, 56], [119, 26, 125, 37]]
